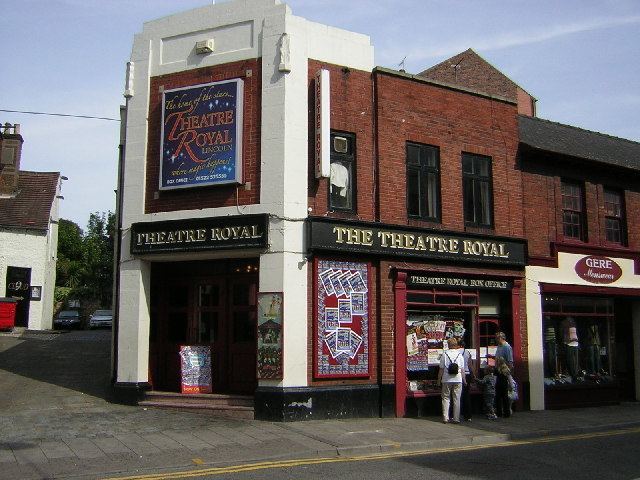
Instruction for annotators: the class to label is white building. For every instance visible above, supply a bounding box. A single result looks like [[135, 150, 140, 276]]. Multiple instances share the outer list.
[[0, 124, 62, 330]]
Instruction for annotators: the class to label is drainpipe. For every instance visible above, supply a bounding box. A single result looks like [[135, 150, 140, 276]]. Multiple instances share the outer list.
[[111, 102, 127, 391]]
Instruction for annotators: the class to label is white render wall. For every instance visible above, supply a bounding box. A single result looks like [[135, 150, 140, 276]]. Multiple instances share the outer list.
[[526, 252, 640, 409], [118, 0, 373, 387], [0, 226, 57, 330]]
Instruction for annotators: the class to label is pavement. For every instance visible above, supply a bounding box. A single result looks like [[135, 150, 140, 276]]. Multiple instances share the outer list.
[[1, 329, 639, 480]]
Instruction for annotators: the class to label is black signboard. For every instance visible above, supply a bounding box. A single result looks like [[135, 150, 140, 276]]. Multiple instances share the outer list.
[[307, 217, 526, 267], [131, 214, 268, 255]]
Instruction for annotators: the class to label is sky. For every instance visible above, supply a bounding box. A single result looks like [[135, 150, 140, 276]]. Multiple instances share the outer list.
[[1, 0, 639, 229]]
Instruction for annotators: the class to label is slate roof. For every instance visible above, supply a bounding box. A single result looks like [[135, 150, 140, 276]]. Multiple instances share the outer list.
[[519, 115, 640, 172], [418, 48, 533, 103], [0, 171, 60, 231]]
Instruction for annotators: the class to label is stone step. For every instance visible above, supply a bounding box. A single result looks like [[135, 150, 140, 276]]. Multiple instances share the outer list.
[[139, 391, 254, 419]]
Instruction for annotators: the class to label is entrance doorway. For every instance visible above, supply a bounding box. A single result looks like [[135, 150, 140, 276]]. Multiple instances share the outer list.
[[5, 266, 31, 327], [149, 260, 258, 395]]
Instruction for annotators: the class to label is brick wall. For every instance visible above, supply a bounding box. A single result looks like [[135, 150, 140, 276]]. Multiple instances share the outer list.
[[145, 59, 261, 213], [520, 150, 640, 260], [375, 71, 523, 238], [307, 61, 376, 222]]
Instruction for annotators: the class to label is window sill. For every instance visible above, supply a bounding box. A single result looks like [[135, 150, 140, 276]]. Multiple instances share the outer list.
[[463, 225, 495, 236]]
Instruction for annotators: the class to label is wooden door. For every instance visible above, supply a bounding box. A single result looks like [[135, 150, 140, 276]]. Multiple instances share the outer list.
[[226, 278, 258, 394]]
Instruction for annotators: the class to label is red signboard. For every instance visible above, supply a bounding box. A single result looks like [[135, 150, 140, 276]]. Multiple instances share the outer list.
[[574, 256, 622, 284]]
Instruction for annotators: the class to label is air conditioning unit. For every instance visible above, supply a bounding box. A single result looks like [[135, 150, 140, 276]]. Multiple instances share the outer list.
[[333, 136, 348, 153], [195, 39, 215, 55]]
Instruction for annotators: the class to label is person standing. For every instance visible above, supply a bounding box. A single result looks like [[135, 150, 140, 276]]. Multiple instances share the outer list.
[[495, 357, 511, 418], [495, 332, 514, 369], [459, 338, 475, 421], [437, 337, 466, 424]]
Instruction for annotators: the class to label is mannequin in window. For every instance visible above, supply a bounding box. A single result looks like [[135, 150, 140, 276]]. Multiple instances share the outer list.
[[543, 321, 557, 377], [586, 322, 601, 374], [560, 316, 579, 378]]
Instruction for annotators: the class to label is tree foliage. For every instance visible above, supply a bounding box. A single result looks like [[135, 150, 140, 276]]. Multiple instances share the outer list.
[[56, 211, 115, 308]]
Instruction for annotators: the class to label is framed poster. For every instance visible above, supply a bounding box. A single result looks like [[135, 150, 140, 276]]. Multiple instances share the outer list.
[[315, 259, 370, 378], [179, 345, 212, 394], [160, 79, 244, 190], [257, 292, 283, 379]]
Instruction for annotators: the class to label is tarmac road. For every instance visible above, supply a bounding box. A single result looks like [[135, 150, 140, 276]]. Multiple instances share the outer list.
[[0, 330, 639, 480]]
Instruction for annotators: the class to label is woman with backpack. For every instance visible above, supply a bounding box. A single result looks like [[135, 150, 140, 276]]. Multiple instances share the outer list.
[[437, 337, 466, 424]]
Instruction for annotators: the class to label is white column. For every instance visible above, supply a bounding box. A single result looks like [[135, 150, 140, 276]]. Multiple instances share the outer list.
[[525, 272, 545, 410], [257, 8, 309, 388], [116, 257, 151, 384], [633, 302, 640, 401]]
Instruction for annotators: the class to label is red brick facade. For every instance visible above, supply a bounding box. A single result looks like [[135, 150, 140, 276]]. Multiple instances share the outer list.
[[307, 60, 376, 221], [145, 59, 261, 214], [521, 151, 640, 263], [306, 65, 528, 406]]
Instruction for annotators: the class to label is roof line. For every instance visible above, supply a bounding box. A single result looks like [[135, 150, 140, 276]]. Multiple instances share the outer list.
[[519, 114, 640, 146], [374, 66, 517, 105]]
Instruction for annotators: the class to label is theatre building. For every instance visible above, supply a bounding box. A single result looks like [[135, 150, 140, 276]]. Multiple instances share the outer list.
[[520, 116, 640, 410], [118, 1, 639, 420], [114, 0, 377, 416], [115, 1, 536, 419]]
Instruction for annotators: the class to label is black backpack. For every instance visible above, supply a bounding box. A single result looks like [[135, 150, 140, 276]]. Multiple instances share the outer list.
[[446, 351, 461, 375]]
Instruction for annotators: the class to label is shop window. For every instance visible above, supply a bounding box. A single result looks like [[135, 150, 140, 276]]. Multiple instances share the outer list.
[[406, 142, 441, 222], [329, 131, 355, 212], [462, 153, 493, 228], [542, 296, 614, 387], [604, 188, 626, 245], [561, 181, 586, 241]]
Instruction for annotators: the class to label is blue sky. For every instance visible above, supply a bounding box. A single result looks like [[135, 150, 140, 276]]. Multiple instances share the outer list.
[[1, 0, 639, 227]]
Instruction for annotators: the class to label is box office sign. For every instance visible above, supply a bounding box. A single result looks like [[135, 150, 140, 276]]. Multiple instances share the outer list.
[[307, 218, 526, 267], [160, 79, 243, 190], [315, 260, 370, 378], [407, 274, 513, 291], [131, 214, 268, 255]]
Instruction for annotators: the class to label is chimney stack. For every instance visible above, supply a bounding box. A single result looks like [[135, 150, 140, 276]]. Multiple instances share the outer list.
[[0, 123, 23, 196]]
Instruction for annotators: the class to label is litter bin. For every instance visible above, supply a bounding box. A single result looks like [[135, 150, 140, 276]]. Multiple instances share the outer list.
[[0, 298, 18, 331]]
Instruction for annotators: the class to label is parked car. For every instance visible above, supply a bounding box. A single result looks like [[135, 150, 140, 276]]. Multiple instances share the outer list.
[[88, 309, 113, 329], [53, 310, 82, 330]]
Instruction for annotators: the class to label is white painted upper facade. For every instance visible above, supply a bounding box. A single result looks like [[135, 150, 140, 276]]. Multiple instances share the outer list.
[[117, 0, 374, 386]]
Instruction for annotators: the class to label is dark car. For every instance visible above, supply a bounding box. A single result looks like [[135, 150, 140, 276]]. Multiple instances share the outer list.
[[88, 309, 113, 329], [53, 310, 82, 330]]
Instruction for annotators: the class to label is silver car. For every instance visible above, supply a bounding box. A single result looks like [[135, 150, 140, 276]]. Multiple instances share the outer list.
[[88, 309, 113, 329]]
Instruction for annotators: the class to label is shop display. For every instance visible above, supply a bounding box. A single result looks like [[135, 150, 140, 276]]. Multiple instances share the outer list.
[[315, 260, 369, 378], [542, 297, 615, 388]]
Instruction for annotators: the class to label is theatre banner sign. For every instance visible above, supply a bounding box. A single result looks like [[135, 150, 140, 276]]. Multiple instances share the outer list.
[[160, 79, 243, 190], [307, 218, 527, 267], [130, 214, 268, 255]]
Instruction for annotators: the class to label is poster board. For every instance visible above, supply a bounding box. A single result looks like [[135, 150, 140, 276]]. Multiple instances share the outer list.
[[179, 345, 212, 394], [315, 260, 370, 378], [257, 292, 283, 379], [160, 79, 243, 190]]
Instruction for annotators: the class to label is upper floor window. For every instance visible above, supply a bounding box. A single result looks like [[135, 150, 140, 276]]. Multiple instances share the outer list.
[[406, 142, 440, 222], [329, 132, 355, 212], [561, 180, 586, 241], [462, 153, 493, 228], [604, 188, 625, 245]]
